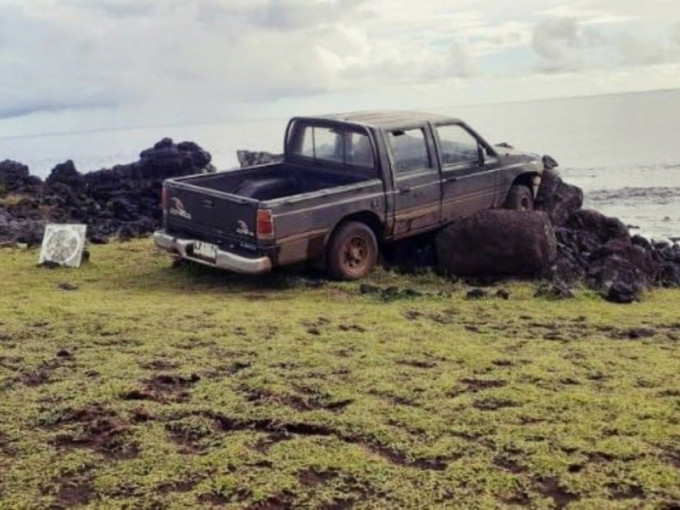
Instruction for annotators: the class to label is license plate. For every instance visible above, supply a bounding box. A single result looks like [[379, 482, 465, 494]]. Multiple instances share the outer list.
[[193, 241, 217, 260]]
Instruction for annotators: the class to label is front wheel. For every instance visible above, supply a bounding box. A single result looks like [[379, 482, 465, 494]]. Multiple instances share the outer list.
[[326, 221, 378, 280], [505, 184, 534, 210]]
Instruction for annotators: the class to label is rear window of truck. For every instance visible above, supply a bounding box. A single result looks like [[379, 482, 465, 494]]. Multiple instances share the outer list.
[[289, 123, 375, 169]]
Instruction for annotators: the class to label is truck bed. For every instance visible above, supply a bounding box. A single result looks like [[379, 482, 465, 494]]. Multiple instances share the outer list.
[[179, 163, 373, 201]]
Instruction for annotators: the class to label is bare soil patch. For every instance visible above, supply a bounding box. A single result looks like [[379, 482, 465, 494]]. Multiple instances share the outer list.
[[120, 373, 201, 403], [49, 405, 138, 459], [535, 477, 579, 509]]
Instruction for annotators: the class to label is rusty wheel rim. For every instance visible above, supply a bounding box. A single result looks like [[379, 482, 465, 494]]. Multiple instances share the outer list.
[[341, 236, 370, 275]]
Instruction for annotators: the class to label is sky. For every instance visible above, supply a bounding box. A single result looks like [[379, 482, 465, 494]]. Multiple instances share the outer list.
[[0, 0, 679, 136]]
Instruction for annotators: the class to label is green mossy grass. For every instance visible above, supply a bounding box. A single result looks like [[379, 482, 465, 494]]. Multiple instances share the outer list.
[[0, 240, 679, 508]]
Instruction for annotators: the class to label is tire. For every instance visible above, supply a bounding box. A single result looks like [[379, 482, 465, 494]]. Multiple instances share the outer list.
[[326, 221, 378, 280], [505, 184, 534, 211]]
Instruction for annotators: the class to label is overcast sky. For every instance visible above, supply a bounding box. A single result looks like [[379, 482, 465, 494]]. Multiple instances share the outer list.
[[1, 0, 679, 135]]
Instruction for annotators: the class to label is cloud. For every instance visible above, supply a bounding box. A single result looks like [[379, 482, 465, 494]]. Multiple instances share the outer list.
[[531, 14, 680, 72], [1, 0, 680, 129], [674, 23, 680, 48]]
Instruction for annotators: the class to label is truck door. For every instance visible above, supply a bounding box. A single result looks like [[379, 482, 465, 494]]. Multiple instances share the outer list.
[[433, 123, 501, 223], [387, 126, 441, 237]]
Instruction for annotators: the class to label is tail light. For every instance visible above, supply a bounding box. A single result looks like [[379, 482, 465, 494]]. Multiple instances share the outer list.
[[256, 209, 274, 239], [161, 187, 169, 211]]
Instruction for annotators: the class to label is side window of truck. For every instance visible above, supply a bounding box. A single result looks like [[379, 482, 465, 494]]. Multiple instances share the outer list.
[[436, 124, 480, 166], [388, 128, 433, 175]]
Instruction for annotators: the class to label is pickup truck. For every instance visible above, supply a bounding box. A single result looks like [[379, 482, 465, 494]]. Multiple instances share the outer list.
[[154, 111, 546, 280]]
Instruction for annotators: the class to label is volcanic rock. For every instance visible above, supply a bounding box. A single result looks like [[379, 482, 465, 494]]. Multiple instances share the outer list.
[[0, 160, 41, 195], [535, 169, 583, 225], [0, 138, 214, 246], [237, 150, 283, 168]]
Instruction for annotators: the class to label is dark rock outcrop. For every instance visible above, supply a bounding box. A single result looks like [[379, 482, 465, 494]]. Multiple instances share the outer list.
[[535, 169, 583, 225], [436, 210, 557, 278], [0, 160, 41, 195], [0, 139, 213, 246]]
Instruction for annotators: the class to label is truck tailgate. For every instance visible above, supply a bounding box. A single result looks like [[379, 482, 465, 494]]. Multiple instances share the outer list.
[[164, 181, 259, 244]]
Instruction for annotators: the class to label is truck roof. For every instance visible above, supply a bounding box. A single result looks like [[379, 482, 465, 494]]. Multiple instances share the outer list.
[[307, 110, 461, 130]]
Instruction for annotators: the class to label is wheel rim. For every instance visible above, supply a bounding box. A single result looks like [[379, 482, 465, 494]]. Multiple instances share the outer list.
[[341, 236, 370, 275], [519, 196, 531, 210]]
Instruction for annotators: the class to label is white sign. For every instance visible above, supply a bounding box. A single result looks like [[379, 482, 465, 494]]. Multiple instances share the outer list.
[[38, 224, 88, 268]]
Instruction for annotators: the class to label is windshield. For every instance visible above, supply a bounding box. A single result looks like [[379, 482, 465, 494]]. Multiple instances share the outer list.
[[288, 122, 375, 169]]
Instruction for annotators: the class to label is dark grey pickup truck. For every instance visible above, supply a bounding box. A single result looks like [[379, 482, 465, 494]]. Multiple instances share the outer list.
[[154, 111, 546, 279]]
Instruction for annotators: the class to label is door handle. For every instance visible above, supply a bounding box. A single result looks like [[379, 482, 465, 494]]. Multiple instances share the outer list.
[[445, 176, 458, 183], [398, 186, 412, 194]]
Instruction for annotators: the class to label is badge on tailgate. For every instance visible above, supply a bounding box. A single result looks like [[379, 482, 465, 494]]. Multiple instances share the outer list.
[[236, 220, 254, 237], [169, 197, 192, 220]]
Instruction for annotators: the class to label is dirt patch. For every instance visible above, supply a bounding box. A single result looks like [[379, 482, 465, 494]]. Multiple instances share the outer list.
[[618, 328, 657, 340], [296, 469, 371, 507], [370, 390, 421, 408], [50, 405, 138, 459], [338, 324, 366, 333], [493, 454, 526, 474], [298, 468, 339, 487], [459, 378, 507, 392], [253, 432, 293, 454], [662, 448, 680, 469], [157, 478, 201, 494], [0, 431, 17, 457], [139, 359, 179, 371], [397, 358, 437, 369], [402, 310, 423, 321], [120, 373, 201, 403], [19, 358, 64, 386], [247, 492, 295, 510], [473, 397, 522, 411], [198, 492, 230, 506], [52, 477, 94, 507], [129, 407, 154, 423], [164, 416, 214, 453], [0, 355, 23, 370], [608, 483, 645, 500], [535, 477, 578, 509], [239, 385, 353, 413], [360, 442, 453, 471]]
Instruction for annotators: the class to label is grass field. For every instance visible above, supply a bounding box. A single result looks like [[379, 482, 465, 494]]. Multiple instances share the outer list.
[[0, 239, 679, 509]]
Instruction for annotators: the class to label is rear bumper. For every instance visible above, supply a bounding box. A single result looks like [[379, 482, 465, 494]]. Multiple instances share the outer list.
[[153, 231, 273, 274]]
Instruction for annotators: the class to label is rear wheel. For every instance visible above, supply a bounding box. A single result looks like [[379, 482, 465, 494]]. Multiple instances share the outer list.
[[326, 221, 378, 280], [505, 184, 534, 210]]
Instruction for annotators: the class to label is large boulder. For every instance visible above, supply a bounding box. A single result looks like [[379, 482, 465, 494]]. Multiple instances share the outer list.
[[535, 169, 584, 225], [436, 210, 557, 278]]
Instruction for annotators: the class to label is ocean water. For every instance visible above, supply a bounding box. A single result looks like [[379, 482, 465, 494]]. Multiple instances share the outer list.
[[0, 89, 678, 240]]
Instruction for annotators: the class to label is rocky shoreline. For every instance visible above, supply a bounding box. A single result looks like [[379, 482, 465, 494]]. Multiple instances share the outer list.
[[1, 146, 678, 303], [0, 138, 213, 245]]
